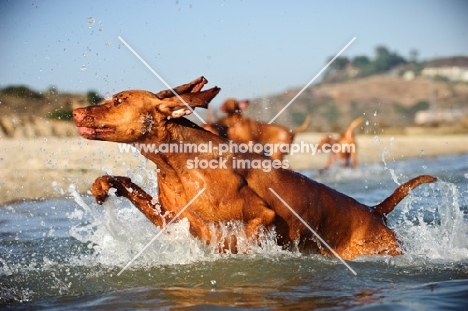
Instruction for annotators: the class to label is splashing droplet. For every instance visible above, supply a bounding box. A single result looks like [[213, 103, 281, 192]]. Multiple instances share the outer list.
[[87, 17, 95, 28], [210, 280, 217, 290], [104, 92, 112, 100]]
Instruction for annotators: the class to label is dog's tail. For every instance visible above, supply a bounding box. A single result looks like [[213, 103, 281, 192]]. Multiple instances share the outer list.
[[293, 115, 312, 134], [373, 175, 437, 215], [343, 116, 365, 138]]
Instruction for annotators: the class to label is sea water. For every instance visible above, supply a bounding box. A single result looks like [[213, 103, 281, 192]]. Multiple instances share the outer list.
[[1, 154, 467, 310]]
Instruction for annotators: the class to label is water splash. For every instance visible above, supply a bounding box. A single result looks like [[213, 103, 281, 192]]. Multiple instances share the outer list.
[[381, 146, 400, 185], [394, 180, 468, 261], [67, 186, 285, 271], [66, 139, 282, 265]]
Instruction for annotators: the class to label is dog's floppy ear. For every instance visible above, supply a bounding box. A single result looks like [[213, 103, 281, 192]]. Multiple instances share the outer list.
[[238, 100, 250, 110], [155, 87, 221, 118], [155, 76, 207, 100]]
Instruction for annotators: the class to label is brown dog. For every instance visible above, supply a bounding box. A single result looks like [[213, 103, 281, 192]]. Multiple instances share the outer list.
[[318, 116, 364, 169], [206, 98, 311, 162], [73, 77, 436, 260]]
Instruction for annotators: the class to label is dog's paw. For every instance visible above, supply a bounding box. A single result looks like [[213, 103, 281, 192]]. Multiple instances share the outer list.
[[91, 175, 133, 204], [92, 176, 112, 204]]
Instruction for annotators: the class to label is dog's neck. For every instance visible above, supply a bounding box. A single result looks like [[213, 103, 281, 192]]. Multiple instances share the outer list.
[[137, 117, 226, 161], [219, 110, 243, 127], [227, 109, 242, 117]]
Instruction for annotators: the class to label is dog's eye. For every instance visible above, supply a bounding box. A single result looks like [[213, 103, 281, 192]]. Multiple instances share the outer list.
[[113, 98, 123, 106]]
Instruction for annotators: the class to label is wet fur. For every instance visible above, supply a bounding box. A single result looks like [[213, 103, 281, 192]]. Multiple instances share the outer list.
[[73, 76, 437, 260]]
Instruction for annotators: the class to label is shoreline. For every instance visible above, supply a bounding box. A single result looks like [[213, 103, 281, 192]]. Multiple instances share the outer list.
[[1, 133, 467, 205]]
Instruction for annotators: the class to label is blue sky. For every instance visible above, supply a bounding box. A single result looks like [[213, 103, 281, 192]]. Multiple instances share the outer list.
[[1, 0, 467, 104]]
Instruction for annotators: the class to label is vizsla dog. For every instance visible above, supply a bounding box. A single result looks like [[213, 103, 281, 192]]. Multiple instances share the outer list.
[[73, 76, 436, 260], [207, 98, 311, 162], [318, 116, 364, 169]]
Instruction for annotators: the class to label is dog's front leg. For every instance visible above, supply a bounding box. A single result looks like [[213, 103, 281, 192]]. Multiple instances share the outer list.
[[92, 175, 173, 228]]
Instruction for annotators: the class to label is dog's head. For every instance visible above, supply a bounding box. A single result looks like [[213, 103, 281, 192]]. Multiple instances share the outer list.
[[220, 98, 249, 115], [73, 76, 220, 142]]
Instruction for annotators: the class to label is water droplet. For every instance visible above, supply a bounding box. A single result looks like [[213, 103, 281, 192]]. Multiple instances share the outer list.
[[87, 17, 95, 28], [420, 149, 424, 155], [422, 165, 427, 170], [104, 92, 112, 100], [365, 120, 369, 126], [210, 280, 217, 290], [464, 173, 468, 179], [80, 65, 86, 71], [373, 111, 377, 116]]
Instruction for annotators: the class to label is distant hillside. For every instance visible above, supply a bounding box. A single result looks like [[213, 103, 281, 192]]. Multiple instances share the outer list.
[[0, 86, 89, 138], [243, 75, 468, 132], [1, 67, 468, 139], [239, 50, 468, 132]]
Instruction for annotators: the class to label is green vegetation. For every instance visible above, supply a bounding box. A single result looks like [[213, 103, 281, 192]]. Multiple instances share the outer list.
[[87, 90, 103, 105], [325, 45, 411, 80], [323, 101, 341, 125], [291, 111, 307, 126], [47, 108, 74, 121], [394, 100, 429, 116], [1, 85, 43, 99]]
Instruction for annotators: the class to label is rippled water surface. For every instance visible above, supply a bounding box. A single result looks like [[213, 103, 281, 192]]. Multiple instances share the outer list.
[[1, 154, 468, 310]]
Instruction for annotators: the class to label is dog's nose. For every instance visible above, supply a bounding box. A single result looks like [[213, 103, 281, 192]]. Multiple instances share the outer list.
[[72, 108, 86, 124]]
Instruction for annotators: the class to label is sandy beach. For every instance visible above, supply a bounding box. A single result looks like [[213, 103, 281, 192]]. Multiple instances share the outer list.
[[1, 132, 467, 205]]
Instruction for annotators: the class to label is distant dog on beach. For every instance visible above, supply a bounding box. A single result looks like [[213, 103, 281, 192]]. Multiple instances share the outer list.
[[318, 116, 364, 170]]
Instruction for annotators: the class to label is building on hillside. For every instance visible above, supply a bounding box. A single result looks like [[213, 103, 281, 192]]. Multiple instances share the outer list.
[[414, 108, 466, 126], [421, 56, 468, 82]]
